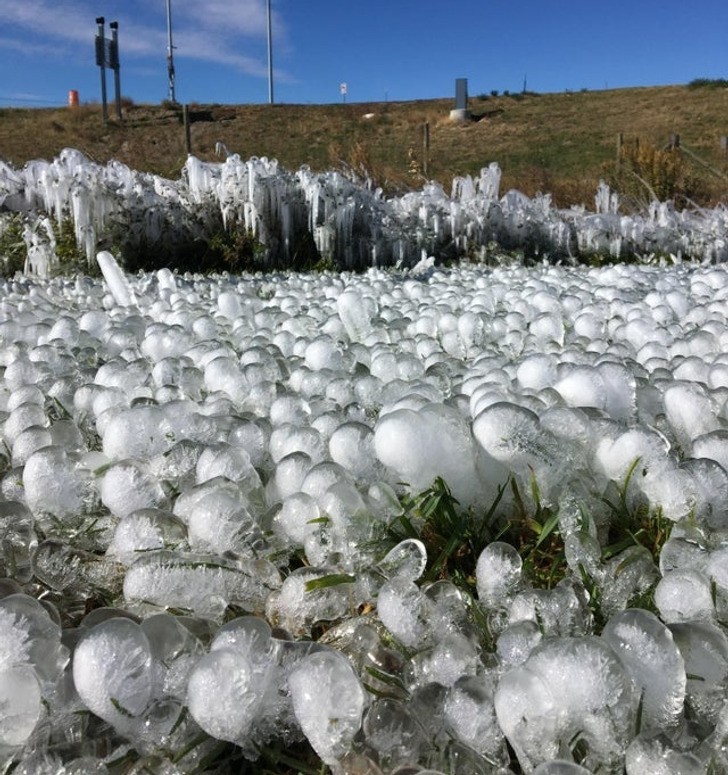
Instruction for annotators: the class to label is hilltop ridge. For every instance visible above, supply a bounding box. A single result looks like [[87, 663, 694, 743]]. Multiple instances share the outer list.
[[2, 84, 728, 207]]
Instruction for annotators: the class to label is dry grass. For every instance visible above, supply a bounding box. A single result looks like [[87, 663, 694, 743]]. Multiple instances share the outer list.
[[2, 84, 728, 206]]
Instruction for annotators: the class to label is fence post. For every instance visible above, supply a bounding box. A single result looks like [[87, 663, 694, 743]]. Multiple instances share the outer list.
[[183, 104, 191, 154], [423, 121, 430, 178], [616, 132, 623, 170]]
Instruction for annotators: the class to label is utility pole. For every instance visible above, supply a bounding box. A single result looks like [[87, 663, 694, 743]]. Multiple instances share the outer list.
[[267, 0, 274, 104], [166, 0, 176, 103]]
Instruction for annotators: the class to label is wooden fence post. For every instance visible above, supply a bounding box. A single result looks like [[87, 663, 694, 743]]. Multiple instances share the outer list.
[[616, 132, 623, 170], [183, 104, 191, 154], [423, 121, 430, 178]]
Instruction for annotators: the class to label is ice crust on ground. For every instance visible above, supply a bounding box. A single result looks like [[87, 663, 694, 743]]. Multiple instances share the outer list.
[[7, 250, 728, 770]]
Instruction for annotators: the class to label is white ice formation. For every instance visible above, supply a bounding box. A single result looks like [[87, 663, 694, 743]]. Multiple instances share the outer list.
[[3, 169, 728, 770], [4, 149, 728, 275]]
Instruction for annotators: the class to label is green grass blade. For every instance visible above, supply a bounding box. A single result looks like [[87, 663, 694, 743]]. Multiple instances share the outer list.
[[534, 508, 561, 549], [304, 573, 356, 592]]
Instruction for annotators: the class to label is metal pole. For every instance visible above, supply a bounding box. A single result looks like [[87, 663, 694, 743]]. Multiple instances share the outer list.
[[266, 0, 274, 104], [96, 17, 108, 122], [166, 0, 176, 103], [110, 22, 122, 120]]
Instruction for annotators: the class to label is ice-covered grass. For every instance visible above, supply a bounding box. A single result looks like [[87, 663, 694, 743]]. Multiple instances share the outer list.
[[4, 253, 728, 773], [5, 149, 728, 279]]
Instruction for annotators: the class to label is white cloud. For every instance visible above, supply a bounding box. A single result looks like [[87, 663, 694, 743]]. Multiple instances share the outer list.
[[0, 34, 67, 58], [0, 0, 288, 77], [175, 28, 269, 77], [0, 90, 52, 103], [175, 0, 270, 37], [0, 0, 90, 44]]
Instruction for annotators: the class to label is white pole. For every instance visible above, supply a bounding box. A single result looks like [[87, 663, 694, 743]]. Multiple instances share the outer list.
[[166, 0, 176, 103], [267, 0, 274, 104]]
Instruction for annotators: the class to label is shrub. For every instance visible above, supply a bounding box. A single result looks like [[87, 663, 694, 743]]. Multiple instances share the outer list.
[[54, 217, 96, 276], [0, 214, 92, 278], [0, 213, 26, 275], [208, 223, 268, 272], [607, 138, 704, 209], [687, 78, 728, 89]]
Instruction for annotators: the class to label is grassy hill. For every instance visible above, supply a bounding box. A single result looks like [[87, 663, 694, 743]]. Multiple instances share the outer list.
[[2, 83, 728, 209]]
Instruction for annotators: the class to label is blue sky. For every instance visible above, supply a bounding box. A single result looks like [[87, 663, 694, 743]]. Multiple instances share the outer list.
[[1, 0, 727, 108]]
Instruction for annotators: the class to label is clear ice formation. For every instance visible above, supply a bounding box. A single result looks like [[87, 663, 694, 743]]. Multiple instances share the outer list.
[[6, 244, 728, 769], [4, 148, 728, 273], [494, 636, 637, 772], [288, 649, 367, 765], [95, 250, 137, 307], [72, 617, 156, 734]]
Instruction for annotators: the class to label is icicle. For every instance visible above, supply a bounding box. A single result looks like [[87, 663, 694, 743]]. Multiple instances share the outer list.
[[96, 250, 137, 307]]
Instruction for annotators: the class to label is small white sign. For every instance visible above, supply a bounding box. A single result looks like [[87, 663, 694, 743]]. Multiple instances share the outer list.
[[340, 82, 347, 95]]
